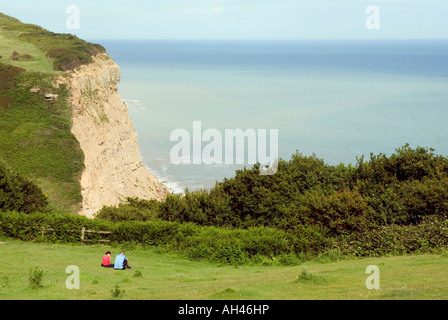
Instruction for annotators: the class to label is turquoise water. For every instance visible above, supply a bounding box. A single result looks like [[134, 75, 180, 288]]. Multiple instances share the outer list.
[[99, 40, 448, 193]]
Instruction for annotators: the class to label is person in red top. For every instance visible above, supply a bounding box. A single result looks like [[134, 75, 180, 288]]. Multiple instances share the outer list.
[[101, 251, 114, 268]]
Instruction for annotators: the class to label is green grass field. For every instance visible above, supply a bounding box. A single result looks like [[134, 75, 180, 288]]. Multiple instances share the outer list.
[[0, 26, 54, 73], [0, 238, 447, 300]]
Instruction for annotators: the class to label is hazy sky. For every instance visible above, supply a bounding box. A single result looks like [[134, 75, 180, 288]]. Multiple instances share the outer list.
[[1, 0, 447, 40]]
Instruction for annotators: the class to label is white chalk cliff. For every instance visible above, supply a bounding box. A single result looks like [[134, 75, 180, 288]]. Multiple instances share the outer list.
[[64, 53, 167, 218]]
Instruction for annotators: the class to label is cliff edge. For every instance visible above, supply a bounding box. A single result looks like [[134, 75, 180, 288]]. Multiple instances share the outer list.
[[64, 53, 168, 218]]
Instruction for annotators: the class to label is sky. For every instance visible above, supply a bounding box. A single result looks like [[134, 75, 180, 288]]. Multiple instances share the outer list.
[[0, 0, 447, 40]]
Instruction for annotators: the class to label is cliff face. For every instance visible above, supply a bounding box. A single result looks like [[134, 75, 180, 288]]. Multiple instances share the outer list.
[[65, 53, 167, 218]]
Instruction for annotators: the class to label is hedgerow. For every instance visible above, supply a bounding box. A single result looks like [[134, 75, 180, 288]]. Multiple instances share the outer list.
[[2, 210, 448, 265], [98, 145, 448, 233], [0, 211, 309, 265]]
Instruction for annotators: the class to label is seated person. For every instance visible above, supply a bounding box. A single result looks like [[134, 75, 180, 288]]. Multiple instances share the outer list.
[[114, 251, 131, 270], [101, 251, 114, 268]]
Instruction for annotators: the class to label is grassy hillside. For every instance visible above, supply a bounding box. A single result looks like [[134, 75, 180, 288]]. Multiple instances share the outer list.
[[1, 13, 448, 302], [0, 24, 53, 73], [0, 13, 105, 72], [0, 13, 108, 213], [0, 238, 447, 300], [0, 68, 84, 213]]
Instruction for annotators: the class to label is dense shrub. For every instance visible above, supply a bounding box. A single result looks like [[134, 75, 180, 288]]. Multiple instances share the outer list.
[[212, 243, 249, 266], [298, 188, 370, 235], [0, 158, 48, 214], [2, 145, 448, 264], [278, 253, 302, 266], [158, 190, 233, 227], [118, 145, 448, 237], [92, 145, 448, 261], [354, 145, 448, 185], [187, 245, 213, 261], [335, 215, 448, 257], [95, 198, 160, 222]]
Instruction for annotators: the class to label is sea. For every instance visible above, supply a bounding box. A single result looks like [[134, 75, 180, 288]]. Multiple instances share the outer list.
[[97, 39, 448, 193]]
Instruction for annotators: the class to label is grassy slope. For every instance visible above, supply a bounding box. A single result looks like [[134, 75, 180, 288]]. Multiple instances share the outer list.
[[0, 238, 447, 300], [0, 27, 53, 73], [0, 13, 94, 213], [0, 65, 84, 213], [0, 13, 104, 71]]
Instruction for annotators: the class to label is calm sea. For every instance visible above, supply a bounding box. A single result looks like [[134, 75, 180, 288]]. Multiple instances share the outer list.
[[98, 40, 448, 193]]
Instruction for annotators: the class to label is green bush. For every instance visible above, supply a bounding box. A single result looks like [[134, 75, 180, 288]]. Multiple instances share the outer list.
[[187, 245, 213, 261], [354, 144, 448, 184], [298, 188, 370, 235], [336, 215, 448, 257], [212, 243, 249, 266], [95, 198, 160, 222], [112, 145, 448, 238], [278, 253, 301, 266], [0, 158, 48, 214]]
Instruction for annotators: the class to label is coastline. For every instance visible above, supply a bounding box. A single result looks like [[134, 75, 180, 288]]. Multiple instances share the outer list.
[[141, 161, 185, 195], [67, 53, 168, 217], [122, 98, 184, 195], [111, 39, 448, 198]]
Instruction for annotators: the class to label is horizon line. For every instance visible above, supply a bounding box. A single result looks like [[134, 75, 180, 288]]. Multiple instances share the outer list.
[[85, 37, 448, 42]]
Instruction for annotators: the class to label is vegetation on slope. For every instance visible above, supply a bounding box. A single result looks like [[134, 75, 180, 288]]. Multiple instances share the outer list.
[[0, 13, 94, 213], [0, 158, 48, 213], [0, 63, 84, 213], [0, 12, 105, 71], [98, 145, 448, 229]]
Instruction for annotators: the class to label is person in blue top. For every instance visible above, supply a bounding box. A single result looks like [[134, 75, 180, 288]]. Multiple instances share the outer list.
[[114, 251, 131, 270]]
